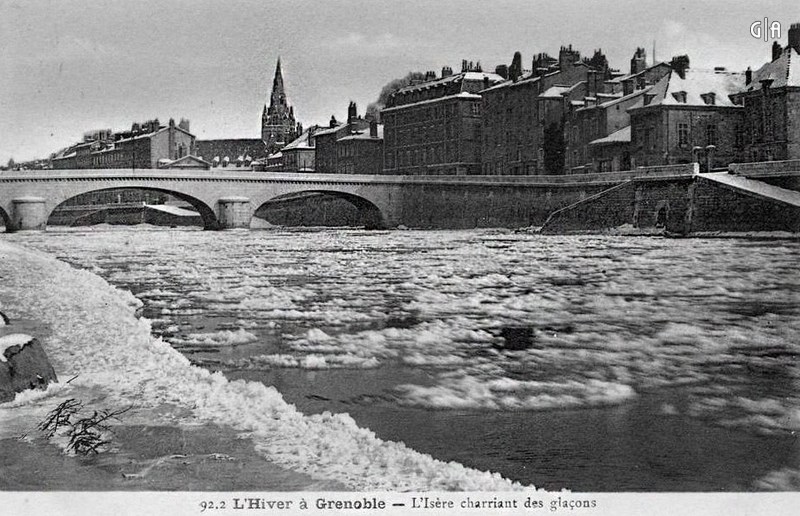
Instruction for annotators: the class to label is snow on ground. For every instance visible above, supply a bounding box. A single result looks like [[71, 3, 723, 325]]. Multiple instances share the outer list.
[[0, 238, 523, 490]]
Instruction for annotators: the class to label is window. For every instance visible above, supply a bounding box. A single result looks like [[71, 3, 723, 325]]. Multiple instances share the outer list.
[[706, 124, 717, 146], [678, 123, 689, 147]]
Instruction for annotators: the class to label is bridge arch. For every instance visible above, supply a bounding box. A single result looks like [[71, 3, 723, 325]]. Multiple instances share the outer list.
[[254, 190, 386, 229], [49, 187, 219, 229]]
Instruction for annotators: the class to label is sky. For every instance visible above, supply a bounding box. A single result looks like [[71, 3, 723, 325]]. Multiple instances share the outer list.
[[1, 0, 798, 164]]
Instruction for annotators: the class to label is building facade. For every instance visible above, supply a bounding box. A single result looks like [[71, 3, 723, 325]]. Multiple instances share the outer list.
[[381, 64, 503, 175], [481, 46, 606, 175], [626, 66, 745, 170], [732, 24, 800, 162], [261, 58, 302, 153], [196, 139, 268, 168], [566, 50, 673, 173], [314, 103, 379, 174], [52, 118, 197, 170]]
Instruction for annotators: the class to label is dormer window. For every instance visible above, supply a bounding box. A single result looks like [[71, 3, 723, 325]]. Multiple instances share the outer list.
[[644, 93, 656, 106], [700, 92, 716, 105], [672, 91, 688, 103]]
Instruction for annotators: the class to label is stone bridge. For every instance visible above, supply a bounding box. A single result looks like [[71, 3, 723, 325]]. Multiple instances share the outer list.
[[0, 169, 409, 231], [0, 166, 708, 232]]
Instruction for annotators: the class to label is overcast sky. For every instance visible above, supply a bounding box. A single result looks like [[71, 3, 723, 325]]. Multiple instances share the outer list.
[[1, 0, 797, 163]]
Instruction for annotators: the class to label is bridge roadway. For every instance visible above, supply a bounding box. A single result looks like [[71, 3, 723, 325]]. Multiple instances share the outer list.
[[0, 166, 697, 232]]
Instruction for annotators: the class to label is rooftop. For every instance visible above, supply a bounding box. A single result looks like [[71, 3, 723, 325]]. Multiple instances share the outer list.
[[743, 46, 800, 92], [630, 68, 745, 110], [589, 125, 631, 146]]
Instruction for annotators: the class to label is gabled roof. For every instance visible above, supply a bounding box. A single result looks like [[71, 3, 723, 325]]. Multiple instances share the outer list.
[[282, 128, 315, 151], [630, 68, 744, 110], [743, 46, 800, 92], [589, 125, 631, 146], [158, 155, 211, 169], [606, 62, 671, 84]]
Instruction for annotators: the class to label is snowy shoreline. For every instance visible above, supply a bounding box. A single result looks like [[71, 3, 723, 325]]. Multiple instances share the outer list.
[[0, 239, 525, 491]]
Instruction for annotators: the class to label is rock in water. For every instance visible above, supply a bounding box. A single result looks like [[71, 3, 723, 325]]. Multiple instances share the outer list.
[[0, 334, 58, 403]]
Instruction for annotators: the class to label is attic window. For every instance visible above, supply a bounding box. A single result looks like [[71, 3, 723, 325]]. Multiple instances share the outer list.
[[672, 91, 688, 103], [643, 93, 656, 106], [701, 92, 716, 105]]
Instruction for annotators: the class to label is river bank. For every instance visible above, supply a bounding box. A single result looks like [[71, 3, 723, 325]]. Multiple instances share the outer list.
[[0, 238, 522, 491]]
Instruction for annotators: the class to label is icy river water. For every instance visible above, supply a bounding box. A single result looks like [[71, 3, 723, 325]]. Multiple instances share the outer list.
[[5, 226, 800, 491]]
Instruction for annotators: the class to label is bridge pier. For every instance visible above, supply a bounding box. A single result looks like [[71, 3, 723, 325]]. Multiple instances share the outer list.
[[8, 197, 48, 232], [217, 197, 252, 229]]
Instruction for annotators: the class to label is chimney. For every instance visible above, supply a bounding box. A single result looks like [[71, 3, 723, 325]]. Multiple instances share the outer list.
[[789, 23, 800, 54], [483, 76, 490, 90], [745, 67, 752, 85], [178, 118, 190, 133], [622, 78, 634, 96], [772, 41, 783, 61], [441, 66, 453, 78], [307, 126, 316, 146], [369, 119, 378, 138], [329, 115, 338, 128], [425, 70, 437, 81], [669, 55, 690, 79], [347, 101, 358, 124], [495, 64, 509, 79]]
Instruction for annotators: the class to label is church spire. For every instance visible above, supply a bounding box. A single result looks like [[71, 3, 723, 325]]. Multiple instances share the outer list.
[[262, 57, 299, 152], [270, 57, 286, 108]]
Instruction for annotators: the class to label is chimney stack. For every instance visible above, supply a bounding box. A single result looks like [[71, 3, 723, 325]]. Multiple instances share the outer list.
[[745, 67, 752, 85], [772, 41, 783, 61], [441, 66, 453, 78], [789, 22, 800, 54], [369, 119, 378, 138]]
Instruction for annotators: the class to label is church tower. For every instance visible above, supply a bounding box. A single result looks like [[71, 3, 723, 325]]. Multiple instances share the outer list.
[[261, 58, 299, 152]]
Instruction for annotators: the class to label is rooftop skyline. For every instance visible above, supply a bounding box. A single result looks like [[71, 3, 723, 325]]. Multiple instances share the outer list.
[[1, 0, 797, 164]]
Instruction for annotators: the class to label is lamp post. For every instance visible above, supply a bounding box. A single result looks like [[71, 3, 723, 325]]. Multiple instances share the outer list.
[[705, 145, 717, 172]]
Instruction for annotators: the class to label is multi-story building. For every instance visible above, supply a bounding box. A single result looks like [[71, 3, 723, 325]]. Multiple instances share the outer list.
[[51, 118, 197, 169], [381, 63, 503, 175], [566, 49, 672, 172], [313, 103, 378, 174], [481, 46, 608, 175], [336, 120, 383, 175], [732, 23, 800, 162], [279, 127, 317, 172], [626, 64, 745, 170], [261, 58, 302, 153]]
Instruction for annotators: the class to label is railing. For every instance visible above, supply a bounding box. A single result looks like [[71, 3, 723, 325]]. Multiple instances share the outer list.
[[728, 160, 800, 177], [0, 165, 700, 187]]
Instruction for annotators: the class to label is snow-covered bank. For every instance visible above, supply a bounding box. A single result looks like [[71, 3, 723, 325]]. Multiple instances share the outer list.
[[0, 239, 523, 490]]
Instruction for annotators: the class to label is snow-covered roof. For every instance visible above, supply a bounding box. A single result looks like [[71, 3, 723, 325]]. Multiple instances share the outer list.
[[339, 126, 384, 141], [607, 62, 670, 84], [394, 71, 503, 95], [381, 92, 482, 112], [631, 68, 744, 110], [540, 85, 571, 98], [312, 124, 343, 137], [589, 125, 631, 146], [744, 46, 800, 92], [282, 128, 315, 151]]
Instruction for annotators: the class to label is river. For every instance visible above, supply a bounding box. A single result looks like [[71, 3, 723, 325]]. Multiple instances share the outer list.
[[4, 226, 800, 491]]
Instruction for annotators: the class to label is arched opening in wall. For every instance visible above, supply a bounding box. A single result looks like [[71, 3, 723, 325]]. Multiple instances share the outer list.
[[0, 206, 10, 233], [655, 205, 669, 228], [48, 188, 218, 230], [253, 191, 385, 230]]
